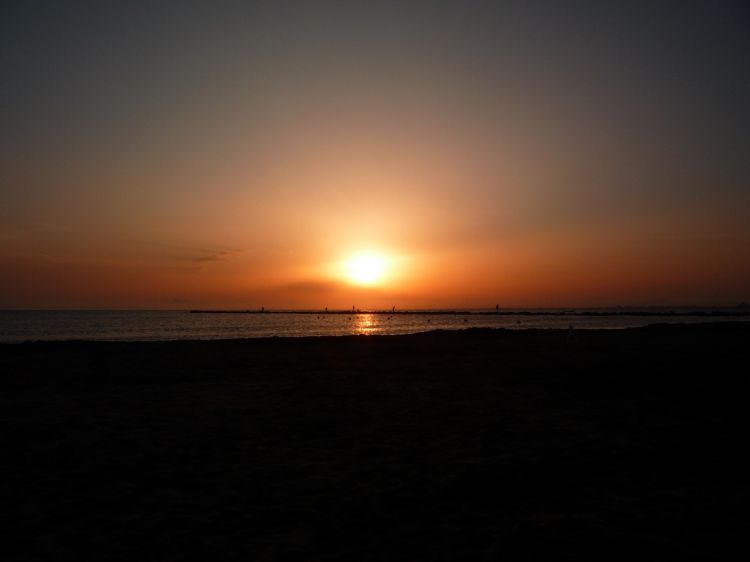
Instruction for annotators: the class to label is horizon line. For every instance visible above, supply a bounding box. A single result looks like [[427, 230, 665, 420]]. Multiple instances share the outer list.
[[1, 304, 748, 314]]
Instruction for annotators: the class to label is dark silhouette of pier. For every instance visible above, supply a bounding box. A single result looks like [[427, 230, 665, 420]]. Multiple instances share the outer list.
[[189, 308, 750, 317]]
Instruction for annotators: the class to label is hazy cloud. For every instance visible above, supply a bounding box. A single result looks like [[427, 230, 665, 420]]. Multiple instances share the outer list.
[[183, 250, 231, 263]]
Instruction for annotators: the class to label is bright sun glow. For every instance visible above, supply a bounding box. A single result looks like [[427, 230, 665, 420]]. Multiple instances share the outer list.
[[346, 255, 387, 285]]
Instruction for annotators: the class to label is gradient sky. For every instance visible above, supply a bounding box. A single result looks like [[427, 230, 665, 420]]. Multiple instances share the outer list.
[[2, 1, 749, 309]]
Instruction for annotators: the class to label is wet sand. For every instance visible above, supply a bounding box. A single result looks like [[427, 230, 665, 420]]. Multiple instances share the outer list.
[[3, 323, 749, 560]]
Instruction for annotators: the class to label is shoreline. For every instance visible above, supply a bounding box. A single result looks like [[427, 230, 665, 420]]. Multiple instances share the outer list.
[[2, 320, 748, 346]]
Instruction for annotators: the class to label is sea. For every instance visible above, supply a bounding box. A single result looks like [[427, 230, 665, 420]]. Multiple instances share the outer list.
[[0, 309, 747, 343]]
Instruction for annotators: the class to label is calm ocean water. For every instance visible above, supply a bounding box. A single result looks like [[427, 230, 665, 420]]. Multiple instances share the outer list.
[[0, 310, 747, 342]]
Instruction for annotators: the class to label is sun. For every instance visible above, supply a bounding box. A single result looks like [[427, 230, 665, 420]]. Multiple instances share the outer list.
[[346, 254, 387, 286]]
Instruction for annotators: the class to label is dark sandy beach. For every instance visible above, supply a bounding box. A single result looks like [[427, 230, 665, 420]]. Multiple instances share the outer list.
[[3, 323, 749, 561]]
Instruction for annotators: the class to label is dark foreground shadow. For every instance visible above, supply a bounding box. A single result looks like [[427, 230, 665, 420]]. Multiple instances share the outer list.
[[2, 323, 749, 560]]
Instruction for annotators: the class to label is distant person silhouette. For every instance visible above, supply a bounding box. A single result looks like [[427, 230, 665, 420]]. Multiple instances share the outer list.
[[496, 304, 499, 313]]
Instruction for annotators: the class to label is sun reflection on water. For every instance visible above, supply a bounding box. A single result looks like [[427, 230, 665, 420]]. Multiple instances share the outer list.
[[353, 313, 379, 335]]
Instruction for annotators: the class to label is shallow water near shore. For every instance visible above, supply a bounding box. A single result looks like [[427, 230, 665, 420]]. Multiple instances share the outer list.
[[1, 308, 748, 342]]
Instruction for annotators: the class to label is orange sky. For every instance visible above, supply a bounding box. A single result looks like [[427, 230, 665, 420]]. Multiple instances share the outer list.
[[1, 2, 749, 309]]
